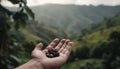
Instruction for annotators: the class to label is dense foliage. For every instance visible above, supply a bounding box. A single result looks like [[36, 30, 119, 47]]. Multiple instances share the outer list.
[[0, 0, 34, 69], [30, 5, 120, 35], [61, 14, 120, 69], [0, 1, 120, 69]]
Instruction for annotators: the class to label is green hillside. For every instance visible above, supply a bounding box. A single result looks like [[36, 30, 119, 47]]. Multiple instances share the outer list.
[[31, 4, 120, 35], [26, 22, 67, 42], [19, 28, 41, 42], [16, 13, 120, 67], [62, 27, 120, 69], [61, 14, 120, 69], [73, 26, 120, 51], [4, 4, 120, 69], [73, 14, 120, 51], [61, 59, 103, 69], [11, 20, 68, 43], [7, 5, 120, 36]]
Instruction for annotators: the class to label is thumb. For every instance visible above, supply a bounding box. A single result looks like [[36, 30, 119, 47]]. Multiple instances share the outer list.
[[35, 43, 43, 50]]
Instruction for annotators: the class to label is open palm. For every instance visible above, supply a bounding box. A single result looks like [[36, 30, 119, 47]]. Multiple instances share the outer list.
[[31, 38, 73, 69]]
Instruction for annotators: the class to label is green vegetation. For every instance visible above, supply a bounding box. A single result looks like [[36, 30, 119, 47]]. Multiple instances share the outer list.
[[1, 2, 120, 69], [8, 5, 120, 36], [0, 0, 35, 68], [73, 25, 120, 51], [31, 5, 120, 35], [61, 14, 120, 69], [20, 28, 41, 42], [62, 59, 103, 69]]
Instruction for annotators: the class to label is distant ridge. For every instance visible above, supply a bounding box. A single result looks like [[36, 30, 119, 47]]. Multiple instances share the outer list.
[[30, 4, 120, 34], [7, 4, 120, 34]]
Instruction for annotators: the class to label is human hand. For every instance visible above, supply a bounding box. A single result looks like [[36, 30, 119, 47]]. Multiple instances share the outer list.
[[31, 38, 73, 69]]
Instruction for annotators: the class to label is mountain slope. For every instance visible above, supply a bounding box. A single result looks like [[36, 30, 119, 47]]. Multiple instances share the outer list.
[[73, 14, 120, 51], [31, 4, 120, 34], [61, 12, 120, 69]]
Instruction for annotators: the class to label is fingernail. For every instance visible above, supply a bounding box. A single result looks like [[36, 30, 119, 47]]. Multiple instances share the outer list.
[[66, 39, 70, 44], [55, 38, 59, 40], [69, 42, 73, 46], [61, 39, 66, 43]]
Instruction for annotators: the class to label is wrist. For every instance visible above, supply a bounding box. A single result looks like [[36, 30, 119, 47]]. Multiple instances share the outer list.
[[15, 59, 44, 69], [29, 59, 44, 69]]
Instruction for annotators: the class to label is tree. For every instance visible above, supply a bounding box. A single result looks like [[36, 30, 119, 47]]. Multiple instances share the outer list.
[[0, 0, 34, 69], [75, 46, 90, 59], [103, 31, 120, 69], [90, 42, 107, 58]]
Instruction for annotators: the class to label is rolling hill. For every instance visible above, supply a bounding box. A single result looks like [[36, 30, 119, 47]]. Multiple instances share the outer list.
[[10, 5, 120, 44], [7, 5, 120, 66], [61, 11, 120, 69], [73, 14, 120, 51], [31, 4, 120, 35], [7, 4, 120, 36]]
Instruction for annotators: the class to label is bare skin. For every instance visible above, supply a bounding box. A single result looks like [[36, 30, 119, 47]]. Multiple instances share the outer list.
[[16, 38, 73, 69]]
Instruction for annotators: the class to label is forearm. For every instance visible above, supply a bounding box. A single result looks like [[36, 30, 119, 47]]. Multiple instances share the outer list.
[[15, 59, 44, 69]]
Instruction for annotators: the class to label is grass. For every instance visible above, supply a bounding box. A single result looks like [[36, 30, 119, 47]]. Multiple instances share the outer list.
[[17, 52, 31, 64], [73, 26, 120, 50], [61, 59, 103, 69], [83, 26, 120, 45], [20, 28, 41, 42]]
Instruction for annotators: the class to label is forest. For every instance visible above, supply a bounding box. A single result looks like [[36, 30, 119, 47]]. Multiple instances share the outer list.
[[0, 0, 120, 69]]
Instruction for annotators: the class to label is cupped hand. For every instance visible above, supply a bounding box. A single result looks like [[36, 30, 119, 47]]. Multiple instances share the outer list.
[[31, 38, 73, 69]]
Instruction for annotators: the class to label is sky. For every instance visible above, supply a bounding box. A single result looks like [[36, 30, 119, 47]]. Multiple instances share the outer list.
[[1, 0, 120, 7]]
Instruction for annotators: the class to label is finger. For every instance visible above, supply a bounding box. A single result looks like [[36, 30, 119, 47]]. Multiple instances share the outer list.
[[34, 43, 43, 50], [32, 43, 45, 58], [64, 42, 73, 56], [44, 38, 59, 51], [54, 39, 66, 50], [61, 42, 72, 54], [58, 39, 70, 53]]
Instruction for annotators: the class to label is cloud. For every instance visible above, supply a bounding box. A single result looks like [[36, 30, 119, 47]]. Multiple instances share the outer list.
[[1, 0, 120, 7], [76, 0, 120, 6], [27, 0, 76, 5], [27, 0, 120, 6]]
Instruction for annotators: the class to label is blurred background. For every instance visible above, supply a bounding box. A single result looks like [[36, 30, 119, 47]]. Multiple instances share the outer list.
[[0, 0, 120, 69]]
